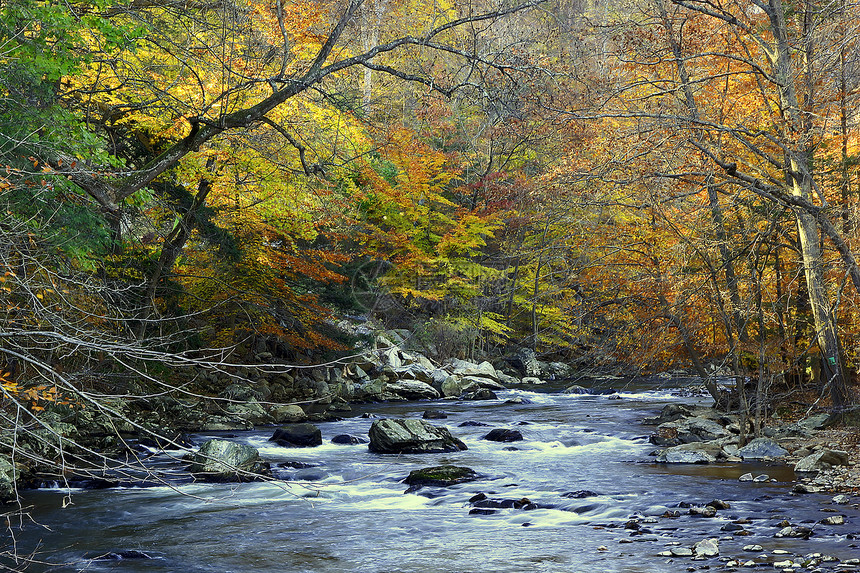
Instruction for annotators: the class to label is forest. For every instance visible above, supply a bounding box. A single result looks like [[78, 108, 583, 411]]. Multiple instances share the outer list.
[[2, 0, 860, 492]]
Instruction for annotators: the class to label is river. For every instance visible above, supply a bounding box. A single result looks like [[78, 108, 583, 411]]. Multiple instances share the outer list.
[[9, 379, 860, 572]]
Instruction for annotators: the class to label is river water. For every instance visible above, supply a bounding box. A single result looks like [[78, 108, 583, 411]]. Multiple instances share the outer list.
[[10, 380, 860, 572]]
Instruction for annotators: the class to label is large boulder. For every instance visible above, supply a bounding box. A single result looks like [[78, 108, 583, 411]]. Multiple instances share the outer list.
[[736, 438, 788, 460], [385, 380, 440, 400], [655, 442, 721, 464], [650, 417, 728, 446], [642, 404, 695, 426], [506, 348, 541, 378], [794, 449, 850, 473], [438, 375, 480, 398], [270, 404, 307, 423], [269, 423, 323, 447], [460, 376, 506, 391], [449, 359, 500, 382], [224, 398, 271, 426], [187, 439, 270, 482], [368, 419, 467, 454], [392, 364, 435, 384]]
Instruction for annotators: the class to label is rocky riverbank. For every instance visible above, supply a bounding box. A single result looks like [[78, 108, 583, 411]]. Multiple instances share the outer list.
[[646, 403, 860, 493], [3, 328, 860, 504], [0, 335, 582, 500]]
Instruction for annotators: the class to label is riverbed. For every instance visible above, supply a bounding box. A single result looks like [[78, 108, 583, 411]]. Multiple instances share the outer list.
[[9, 380, 860, 572]]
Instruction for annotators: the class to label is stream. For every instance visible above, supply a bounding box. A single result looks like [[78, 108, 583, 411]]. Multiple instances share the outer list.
[[10, 379, 860, 572]]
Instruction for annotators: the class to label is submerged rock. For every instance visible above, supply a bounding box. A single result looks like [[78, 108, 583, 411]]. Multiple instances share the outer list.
[[403, 465, 479, 489], [187, 439, 270, 482], [331, 434, 367, 445], [422, 409, 448, 419], [92, 550, 154, 561], [368, 419, 467, 454]]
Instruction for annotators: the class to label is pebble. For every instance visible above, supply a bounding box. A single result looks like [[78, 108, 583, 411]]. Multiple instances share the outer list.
[[597, 545, 608, 551], [743, 544, 763, 552], [739, 473, 754, 482], [753, 474, 770, 482], [832, 494, 851, 505], [773, 550, 791, 555]]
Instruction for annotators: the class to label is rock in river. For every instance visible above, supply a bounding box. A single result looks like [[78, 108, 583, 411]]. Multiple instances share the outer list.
[[368, 418, 467, 454], [187, 439, 270, 482], [483, 428, 524, 442], [403, 465, 479, 488], [269, 423, 323, 447], [331, 434, 367, 445]]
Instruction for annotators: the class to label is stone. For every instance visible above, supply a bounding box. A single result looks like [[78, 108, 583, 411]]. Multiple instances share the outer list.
[[792, 483, 820, 494], [385, 380, 440, 400], [655, 442, 721, 464], [368, 419, 467, 454], [775, 526, 813, 539], [449, 359, 500, 382], [689, 505, 717, 517], [651, 416, 728, 446], [460, 376, 506, 391], [422, 409, 448, 419], [832, 494, 850, 505], [794, 450, 850, 473], [438, 376, 480, 398], [794, 413, 831, 431], [742, 544, 763, 552], [269, 423, 323, 447], [225, 398, 271, 425], [564, 385, 590, 394], [331, 434, 367, 445], [736, 437, 789, 460], [403, 465, 479, 489], [483, 428, 524, 442], [187, 439, 270, 482], [693, 538, 719, 557], [752, 474, 770, 482], [461, 388, 497, 401], [669, 546, 694, 557], [819, 515, 845, 525], [506, 347, 541, 377], [739, 472, 754, 482], [270, 404, 309, 424]]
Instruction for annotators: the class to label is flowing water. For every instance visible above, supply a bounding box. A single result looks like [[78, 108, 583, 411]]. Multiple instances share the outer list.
[[10, 379, 860, 572]]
